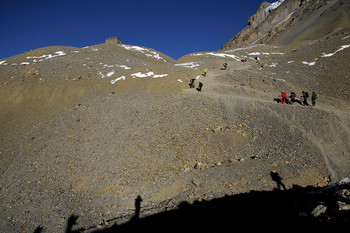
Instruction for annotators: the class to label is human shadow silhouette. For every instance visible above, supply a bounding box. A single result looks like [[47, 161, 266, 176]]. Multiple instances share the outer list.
[[270, 171, 287, 190], [65, 215, 84, 233], [42, 183, 350, 233], [131, 195, 143, 221], [33, 226, 43, 233]]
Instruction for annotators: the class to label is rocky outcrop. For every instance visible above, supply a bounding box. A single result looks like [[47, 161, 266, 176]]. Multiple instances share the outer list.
[[221, 0, 300, 50], [105, 36, 124, 45], [220, 0, 350, 50]]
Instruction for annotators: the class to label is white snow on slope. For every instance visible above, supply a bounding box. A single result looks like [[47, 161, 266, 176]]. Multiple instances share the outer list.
[[248, 52, 261, 56], [153, 74, 168, 78], [27, 51, 66, 61], [111, 76, 126, 84], [0, 60, 6, 65], [192, 52, 241, 61], [321, 45, 350, 57], [342, 36, 350, 40], [107, 71, 115, 77], [119, 65, 131, 70], [302, 61, 316, 66], [131, 71, 168, 79], [98, 71, 105, 78], [132, 72, 155, 78], [265, 0, 285, 13], [121, 45, 167, 62], [175, 62, 200, 69]]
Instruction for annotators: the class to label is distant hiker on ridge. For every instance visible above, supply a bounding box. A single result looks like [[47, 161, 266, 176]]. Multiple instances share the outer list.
[[280, 91, 287, 104], [222, 63, 227, 70], [189, 78, 196, 88], [302, 91, 309, 106], [196, 82, 203, 92], [203, 68, 208, 77], [311, 91, 318, 107]]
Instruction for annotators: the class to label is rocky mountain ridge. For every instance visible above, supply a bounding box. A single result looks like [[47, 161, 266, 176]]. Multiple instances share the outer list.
[[220, 0, 350, 51]]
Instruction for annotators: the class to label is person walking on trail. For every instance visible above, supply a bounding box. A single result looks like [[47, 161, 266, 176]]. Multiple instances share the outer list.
[[311, 92, 318, 106], [196, 82, 203, 92], [189, 78, 196, 88], [302, 91, 310, 106], [203, 68, 208, 77], [223, 63, 227, 70], [280, 92, 287, 104], [289, 92, 296, 104]]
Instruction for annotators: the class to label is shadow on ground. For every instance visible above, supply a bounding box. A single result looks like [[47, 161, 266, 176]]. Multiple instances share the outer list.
[[37, 177, 350, 233]]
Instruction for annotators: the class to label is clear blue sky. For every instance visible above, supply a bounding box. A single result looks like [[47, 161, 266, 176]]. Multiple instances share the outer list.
[[0, 0, 266, 60]]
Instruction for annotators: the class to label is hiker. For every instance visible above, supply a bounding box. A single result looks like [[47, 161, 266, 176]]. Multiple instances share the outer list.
[[203, 68, 208, 77], [279, 92, 287, 104], [189, 78, 196, 88], [289, 92, 296, 104], [311, 92, 318, 106], [223, 63, 227, 70], [302, 91, 309, 106], [196, 82, 203, 92]]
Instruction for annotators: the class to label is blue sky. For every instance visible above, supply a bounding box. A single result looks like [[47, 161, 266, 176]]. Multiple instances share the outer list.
[[0, 0, 266, 60]]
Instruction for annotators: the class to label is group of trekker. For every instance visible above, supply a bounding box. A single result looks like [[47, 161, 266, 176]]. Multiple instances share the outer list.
[[278, 91, 318, 106], [189, 63, 229, 92], [189, 78, 203, 92], [188, 67, 209, 92]]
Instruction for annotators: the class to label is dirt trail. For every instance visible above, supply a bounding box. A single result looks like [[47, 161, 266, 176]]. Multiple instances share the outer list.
[[185, 58, 350, 182]]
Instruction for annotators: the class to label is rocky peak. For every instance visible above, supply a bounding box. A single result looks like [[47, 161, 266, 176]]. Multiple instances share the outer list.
[[219, 0, 346, 51], [247, 1, 271, 27]]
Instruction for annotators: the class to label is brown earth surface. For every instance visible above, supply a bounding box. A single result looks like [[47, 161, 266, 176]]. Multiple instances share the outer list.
[[0, 26, 350, 233]]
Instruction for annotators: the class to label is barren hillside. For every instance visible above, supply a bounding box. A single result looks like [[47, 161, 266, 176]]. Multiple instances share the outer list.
[[0, 1, 350, 232]]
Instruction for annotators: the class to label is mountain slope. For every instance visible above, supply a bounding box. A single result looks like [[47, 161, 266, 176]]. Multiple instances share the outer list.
[[1, 2, 350, 232]]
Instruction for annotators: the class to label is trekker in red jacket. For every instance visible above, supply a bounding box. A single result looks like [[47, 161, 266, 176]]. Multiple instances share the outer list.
[[280, 92, 287, 104]]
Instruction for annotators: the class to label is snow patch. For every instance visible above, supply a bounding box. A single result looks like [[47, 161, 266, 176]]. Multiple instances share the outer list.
[[119, 65, 131, 70], [0, 60, 6, 65], [111, 76, 125, 84], [20, 62, 30, 65], [177, 79, 183, 83], [107, 71, 115, 77], [321, 45, 350, 57], [342, 36, 350, 40], [121, 45, 167, 62], [302, 61, 316, 66], [175, 62, 200, 69], [98, 71, 105, 78], [268, 63, 278, 67], [153, 74, 168, 78], [131, 72, 155, 78], [287, 61, 294, 64], [193, 52, 241, 61], [26, 51, 66, 61], [131, 71, 168, 79], [265, 0, 285, 13]]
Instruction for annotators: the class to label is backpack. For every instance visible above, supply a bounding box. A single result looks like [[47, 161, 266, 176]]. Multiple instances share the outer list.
[[314, 92, 318, 99]]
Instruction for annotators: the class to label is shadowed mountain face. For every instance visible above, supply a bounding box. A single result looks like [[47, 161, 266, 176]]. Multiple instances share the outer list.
[[1, 1, 350, 232]]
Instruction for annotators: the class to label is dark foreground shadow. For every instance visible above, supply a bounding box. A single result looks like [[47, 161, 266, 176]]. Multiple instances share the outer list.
[[58, 183, 350, 233]]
